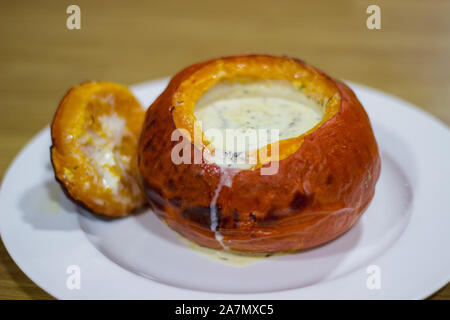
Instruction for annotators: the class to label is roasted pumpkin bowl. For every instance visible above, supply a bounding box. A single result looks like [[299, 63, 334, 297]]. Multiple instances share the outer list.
[[139, 55, 381, 253]]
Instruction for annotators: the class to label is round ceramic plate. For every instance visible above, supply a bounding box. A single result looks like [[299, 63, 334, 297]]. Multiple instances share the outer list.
[[1, 79, 449, 299]]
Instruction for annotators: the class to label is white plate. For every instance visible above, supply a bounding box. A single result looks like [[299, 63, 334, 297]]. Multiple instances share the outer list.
[[1, 79, 449, 299]]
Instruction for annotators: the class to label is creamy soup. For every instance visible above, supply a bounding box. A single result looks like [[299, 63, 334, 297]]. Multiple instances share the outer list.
[[194, 80, 324, 169]]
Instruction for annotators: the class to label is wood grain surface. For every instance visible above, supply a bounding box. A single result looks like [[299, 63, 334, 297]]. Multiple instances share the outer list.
[[0, 0, 448, 300]]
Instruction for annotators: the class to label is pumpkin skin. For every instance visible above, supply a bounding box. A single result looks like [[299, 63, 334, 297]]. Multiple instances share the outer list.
[[138, 55, 381, 253]]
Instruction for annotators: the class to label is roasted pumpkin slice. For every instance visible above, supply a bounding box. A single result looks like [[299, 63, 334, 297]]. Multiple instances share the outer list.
[[51, 81, 146, 217]]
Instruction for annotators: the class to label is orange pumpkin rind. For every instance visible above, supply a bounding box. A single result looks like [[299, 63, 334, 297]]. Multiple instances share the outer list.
[[51, 81, 146, 218]]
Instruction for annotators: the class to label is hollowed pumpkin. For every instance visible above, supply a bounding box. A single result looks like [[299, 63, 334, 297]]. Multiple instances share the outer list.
[[138, 55, 381, 253]]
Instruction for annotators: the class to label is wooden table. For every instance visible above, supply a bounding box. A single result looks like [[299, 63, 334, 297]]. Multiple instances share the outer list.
[[0, 0, 448, 300]]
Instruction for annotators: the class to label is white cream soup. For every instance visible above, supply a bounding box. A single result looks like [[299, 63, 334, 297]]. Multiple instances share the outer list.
[[194, 80, 324, 169]]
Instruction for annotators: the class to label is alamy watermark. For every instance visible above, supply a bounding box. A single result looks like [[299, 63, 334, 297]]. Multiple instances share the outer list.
[[66, 5, 81, 30], [366, 265, 381, 290], [66, 264, 81, 290], [170, 123, 280, 175], [366, 5, 381, 30]]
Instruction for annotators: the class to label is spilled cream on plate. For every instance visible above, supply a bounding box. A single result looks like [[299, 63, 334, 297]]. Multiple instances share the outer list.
[[177, 236, 283, 267]]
